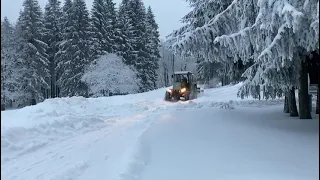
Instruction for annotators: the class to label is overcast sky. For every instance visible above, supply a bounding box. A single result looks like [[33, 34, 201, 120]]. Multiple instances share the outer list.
[[1, 0, 191, 39]]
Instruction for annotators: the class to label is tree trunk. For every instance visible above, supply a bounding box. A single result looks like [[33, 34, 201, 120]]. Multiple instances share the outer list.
[[317, 84, 319, 114], [164, 68, 168, 87], [299, 60, 312, 119], [289, 87, 299, 117], [1, 103, 5, 111], [256, 85, 261, 100], [284, 91, 289, 113], [31, 99, 36, 106]]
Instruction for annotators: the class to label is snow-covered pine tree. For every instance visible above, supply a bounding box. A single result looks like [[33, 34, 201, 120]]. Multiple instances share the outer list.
[[170, 0, 319, 118], [56, 0, 92, 97], [213, 0, 318, 118], [90, 0, 118, 59], [55, 0, 72, 97], [16, 0, 50, 104], [104, 0, 118, 53], [126, 0, 153, 92], [1, 17, 14, 106], [90, 0, 108, 59], [117, 0, 134, 64], [166, 0, 235, 86], [1, 17, 25, 108], [43, 0, 63, 98], [145, 6, 161, 89], [61, 0, 73, 27]]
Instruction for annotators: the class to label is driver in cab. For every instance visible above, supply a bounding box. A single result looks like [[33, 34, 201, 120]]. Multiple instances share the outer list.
[[181, 76, 188, 88]]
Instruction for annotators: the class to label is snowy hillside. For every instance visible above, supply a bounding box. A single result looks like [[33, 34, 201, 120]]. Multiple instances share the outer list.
[[1, 83, 319, 180]]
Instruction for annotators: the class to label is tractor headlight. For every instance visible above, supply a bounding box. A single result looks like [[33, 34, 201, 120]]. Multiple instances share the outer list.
[[180, 88, 186, 93], [167, 89, 172, 93]]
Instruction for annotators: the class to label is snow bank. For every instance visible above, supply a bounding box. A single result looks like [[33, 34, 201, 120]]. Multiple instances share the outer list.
[[1, 87, 169, 161]]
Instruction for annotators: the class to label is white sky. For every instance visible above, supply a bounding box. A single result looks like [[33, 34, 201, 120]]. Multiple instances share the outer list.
[[1, 0, 191, 39]]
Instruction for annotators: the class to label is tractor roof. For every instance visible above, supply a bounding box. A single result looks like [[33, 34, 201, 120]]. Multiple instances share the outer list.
[[173, 71, 193, 75]]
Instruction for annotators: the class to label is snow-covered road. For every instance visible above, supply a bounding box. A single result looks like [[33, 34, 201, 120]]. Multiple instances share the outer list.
[[140, 106, 319, 180], [1, 83, 319, 180]]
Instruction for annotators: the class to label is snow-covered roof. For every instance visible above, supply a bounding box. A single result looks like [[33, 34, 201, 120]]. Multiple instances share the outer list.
[[173, 71, 193, 75]]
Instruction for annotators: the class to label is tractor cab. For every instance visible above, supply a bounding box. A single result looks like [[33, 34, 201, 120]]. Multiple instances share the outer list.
[[172, 71, 195, 90]]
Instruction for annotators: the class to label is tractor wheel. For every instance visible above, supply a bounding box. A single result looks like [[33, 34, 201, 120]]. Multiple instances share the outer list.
[[193, 89, 197, 99], [193, 85, 198, 99], [172, 91, 180, 101], [185, 92, 190, 101], [164, 91, 171, 101], [174, 94, 180, 101]]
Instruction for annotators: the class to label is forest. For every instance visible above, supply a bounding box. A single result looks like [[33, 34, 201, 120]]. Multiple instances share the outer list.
[[1, 0, 163, 108]]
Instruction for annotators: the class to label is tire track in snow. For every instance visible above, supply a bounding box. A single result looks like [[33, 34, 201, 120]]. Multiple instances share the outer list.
[[118, 101, 169, 180]]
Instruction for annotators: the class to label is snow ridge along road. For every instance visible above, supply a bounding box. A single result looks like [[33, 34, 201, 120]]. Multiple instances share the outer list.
[[1, 83, 318, 180]]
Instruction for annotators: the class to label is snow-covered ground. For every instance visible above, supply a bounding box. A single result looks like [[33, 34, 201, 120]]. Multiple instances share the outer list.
[[1, 83, 319, 180]]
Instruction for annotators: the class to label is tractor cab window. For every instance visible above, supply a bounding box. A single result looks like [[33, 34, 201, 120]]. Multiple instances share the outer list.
[[174, 74, 181, 82], [174, 74, 190, 83], [182, 75, 188, 82]]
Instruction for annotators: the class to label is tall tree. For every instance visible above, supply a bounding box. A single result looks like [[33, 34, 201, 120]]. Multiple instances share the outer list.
[[56, 0, 92, 97], [117, 0, 134, 64], [90, 0, 118, 59], [16, 0, 50, 104], [166, 0, 234, 86], [145, 6, 161, 89], [1, 17, 25, 107], [55, 0, 72, 97], [127, 0, 153, 92], [43, 0, 63, 98]]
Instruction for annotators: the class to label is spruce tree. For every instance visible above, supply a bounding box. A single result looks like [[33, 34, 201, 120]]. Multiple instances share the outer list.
[[1, 17, 25, 107], [57, 0, 92, 97], [55, 0, 72, 97], [90, 0, 106, 59], [104, 0, 118, 54], [44, 0, 63, 98], [117, 0, 134, 64], [16, 0, 50, 103], [91, 0, 118, 59], [127, 0, 153, 92], [145, 6, 160, 89]]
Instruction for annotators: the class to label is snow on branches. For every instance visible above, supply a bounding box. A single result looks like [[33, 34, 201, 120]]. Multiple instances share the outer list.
[[168, 0, 319, 99]]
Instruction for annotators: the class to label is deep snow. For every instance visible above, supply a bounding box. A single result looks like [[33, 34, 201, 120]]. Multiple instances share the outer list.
[[1, 83, 319, 180]]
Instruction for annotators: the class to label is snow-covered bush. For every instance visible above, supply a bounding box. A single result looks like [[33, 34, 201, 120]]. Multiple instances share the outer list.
[[81, 53, 139, 97]]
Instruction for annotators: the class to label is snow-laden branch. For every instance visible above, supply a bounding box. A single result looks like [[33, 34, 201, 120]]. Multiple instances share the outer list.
[[258, 23, 287, 60], [206, 0, 238, 25], [170, 0, 238, 50], [281, 1, 304, 33], [310, 1, 319, 37]]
